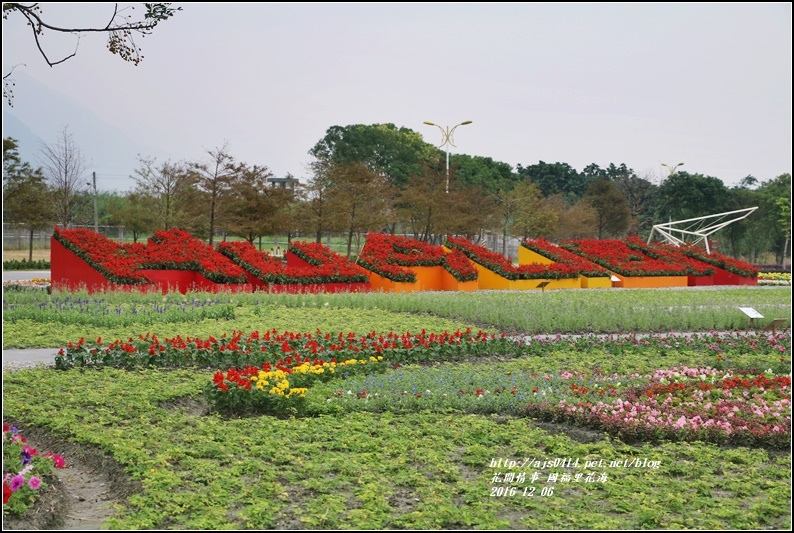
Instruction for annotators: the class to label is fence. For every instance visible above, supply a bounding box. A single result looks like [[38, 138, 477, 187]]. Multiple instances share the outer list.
[[2, 224, 127, 250]]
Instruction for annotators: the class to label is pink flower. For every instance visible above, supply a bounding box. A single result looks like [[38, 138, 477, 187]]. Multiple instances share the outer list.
[[28, 476, 42, 490], [9, 475, 25, 492]]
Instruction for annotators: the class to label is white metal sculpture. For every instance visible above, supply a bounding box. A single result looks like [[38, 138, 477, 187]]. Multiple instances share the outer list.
[[648, 207, 758, 254]]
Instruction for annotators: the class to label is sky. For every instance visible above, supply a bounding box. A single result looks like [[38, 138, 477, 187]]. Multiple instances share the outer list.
[[2, 2, 792, 192]]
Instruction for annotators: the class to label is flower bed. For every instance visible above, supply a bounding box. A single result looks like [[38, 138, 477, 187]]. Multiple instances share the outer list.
[[625, 236, 716, 287], [679, 244, 759, 281], [560, 239, 689, 288], [3, 424, 67, 515], [358, 234, 478, 291], [143, 229, 247, 284], [524, 366, 790, 448], [446, 236, 578, 290], [52, 227, 150, 286], [52, 228, 251, 293], [205, 354, 387, 415], [217, 240, 371, 293], [54, 328, 510, 370]]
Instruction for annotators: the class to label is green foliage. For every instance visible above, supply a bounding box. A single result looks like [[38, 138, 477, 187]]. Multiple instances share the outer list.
[[309, 124, 437, 188], [449, 154, 518, 195], [2, 259, 50, 271]]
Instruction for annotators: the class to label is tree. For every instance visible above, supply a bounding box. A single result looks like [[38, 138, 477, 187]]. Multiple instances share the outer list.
[[224, 166, 295, 244], [294, 159, 341, 243], [582, 178, 631, 239], [188, 143, 238, 245], [450, 154, 518, 195], [654, 171, 731, 223], [613, 170, 658, 236], [510, 181, 560, 241], [105, 191, 157, 242], [40, 126, 89, 228], [754, 173, 792, 266], [132, 156, 194, 231], [551, 198, 598, 240], [309, 124, 436, 189], [325, 162, 392, 258], [516, 161, 590, 201], [3, 3, 181, 105], [3, 137, 53, 260], [395, 159, 449, 242]]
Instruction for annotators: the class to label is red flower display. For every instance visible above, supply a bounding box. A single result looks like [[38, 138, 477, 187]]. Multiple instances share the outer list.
[[52, 227, 150, 284], [358, 233, 477, 282], [217, 240, 369, 284], [521, 239, 610, 277], [143, 229, 247, 284], [560, 239, 688, 277], [678, 244, 758, 278], [446, 236, 579, 280], [625, 236, 715, 276]]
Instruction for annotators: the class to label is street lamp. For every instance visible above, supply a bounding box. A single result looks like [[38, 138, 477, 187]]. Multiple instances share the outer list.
[[661, 162, 685, 177], [423, 120, 473, 193]]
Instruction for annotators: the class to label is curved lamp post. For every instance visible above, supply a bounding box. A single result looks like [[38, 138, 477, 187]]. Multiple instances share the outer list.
[[661, 162, 685, 177], [423, 120, 473, 193]]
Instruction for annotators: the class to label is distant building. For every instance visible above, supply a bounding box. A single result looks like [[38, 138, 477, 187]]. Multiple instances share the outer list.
[[266, 175, 299, 191]]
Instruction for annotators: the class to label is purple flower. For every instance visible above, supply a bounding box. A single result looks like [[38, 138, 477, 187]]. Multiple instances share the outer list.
[[9, 475, 25, 492], [21, 450, 32, 465], [28, 477, 42, 490]]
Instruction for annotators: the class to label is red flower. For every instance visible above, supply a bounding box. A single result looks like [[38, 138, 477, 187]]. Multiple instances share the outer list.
[[3, 482, 11, 505]]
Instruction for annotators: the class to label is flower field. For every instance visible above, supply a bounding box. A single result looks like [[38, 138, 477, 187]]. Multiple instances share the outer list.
[[2, 286, 791, 529]]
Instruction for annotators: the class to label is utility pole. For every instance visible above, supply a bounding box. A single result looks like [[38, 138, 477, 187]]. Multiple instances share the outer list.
[[91, 171, 99, 232]]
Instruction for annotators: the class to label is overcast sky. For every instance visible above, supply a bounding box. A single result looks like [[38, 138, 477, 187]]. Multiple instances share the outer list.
[[2, 2, 792, 191]]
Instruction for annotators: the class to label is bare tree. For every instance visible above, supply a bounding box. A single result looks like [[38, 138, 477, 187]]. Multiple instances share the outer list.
[[40, 126, 87, 228], [3, 3, 181, 105], [133, 156, 194, 230], [188, 143, 237, 245]]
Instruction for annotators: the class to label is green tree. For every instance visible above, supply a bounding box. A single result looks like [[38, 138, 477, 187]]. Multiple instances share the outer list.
[[754, 173, 792, 265], [395, 159, 449, 242], [450, 154, 518, 195], [583, 178, 631, 239], [225, 166, 295, 244], [309, 124, 436, 188], [3, 3, 181, 105], [654, 171, 731, 223], [105, 191, 157, 242], [3, 137, 53, 260], [516, 161, 590, 202], [510, 181, 560, 241]]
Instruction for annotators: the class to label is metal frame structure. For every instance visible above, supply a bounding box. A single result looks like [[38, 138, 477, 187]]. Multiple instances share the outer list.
[[647, 207, 758, 253]]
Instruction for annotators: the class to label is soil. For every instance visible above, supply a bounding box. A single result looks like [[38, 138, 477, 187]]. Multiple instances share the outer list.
[[2, 249, 51, 263]]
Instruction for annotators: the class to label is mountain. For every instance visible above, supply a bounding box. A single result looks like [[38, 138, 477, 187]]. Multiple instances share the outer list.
[[2, 71, 166, 192]]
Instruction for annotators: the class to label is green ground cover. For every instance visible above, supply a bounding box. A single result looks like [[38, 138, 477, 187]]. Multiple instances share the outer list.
[[2, 287, 791, 529]]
